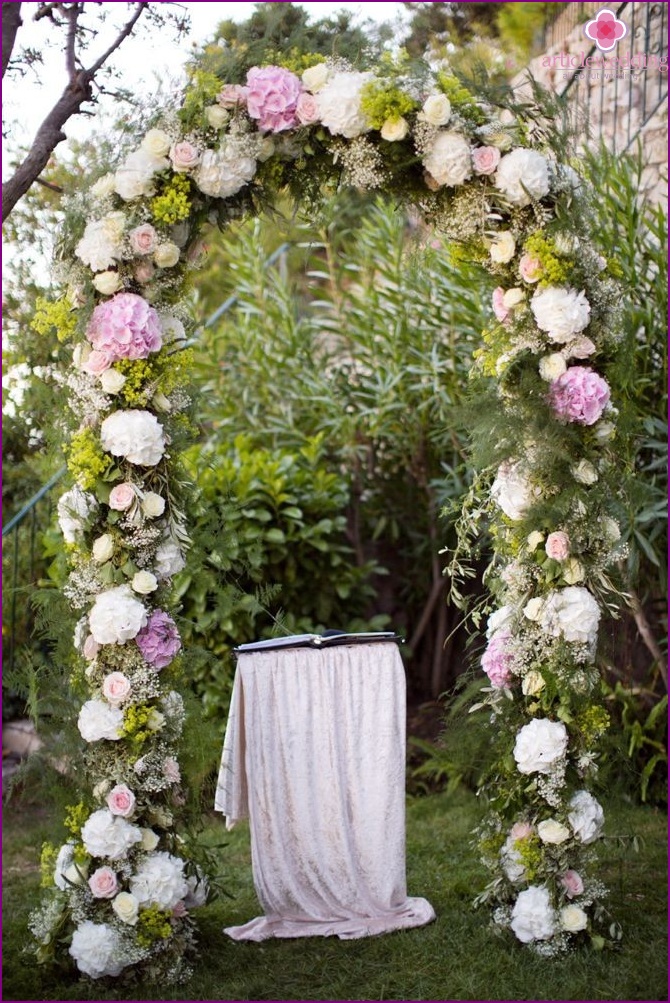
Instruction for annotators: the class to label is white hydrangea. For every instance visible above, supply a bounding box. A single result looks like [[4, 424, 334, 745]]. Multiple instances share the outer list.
[[423, 130, 472, 187], [129, 851, 189, 910], [494, 148, 550, 206], [491, 462, 535, 521], [75, 212, 126, 272], [114, 148, 167, 201], [81, 808, 143, 859], [486, 605, 513, 639], [78, 699, 124, 742], [531, 286, 591, 343], [513, 718, 568, 775], [194, 145, 257, 199], [568, 790, 605, 844], [154, 539, 186, 580], [88, 585, 147, 645], [539, 586, 600, 646], [510, 885, 557, 943], [57, 486, 97, 543], [69, 921, 128, 978], [100, 409, 165, 466], [316, 70, 372, 138], [500, 834, 526, 883]]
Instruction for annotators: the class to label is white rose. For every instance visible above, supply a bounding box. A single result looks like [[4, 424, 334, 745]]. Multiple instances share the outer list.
[[316, 70, 372, 138], [81, 808, 142, 859], [78, 699, 124, 742], [112, 891, 140, 926], [141, 828, 160, 851], [205, 104, 228, 129], [572, 459, 598, 485], [100, 409, 165, 467], [502, 287, 525, 309], [57, 486, 97, 543], [423, 130, 471, 187], [90, 173, 116, 198], [92, 534, 114, 563], [527, 531, 544, 551], [489, 231, 516, 264], [141, 492, 165, 518], [539, 353, 567, 381], [69, 921, 127, 978], [147, 709, 165, 732], [155, 539, 186, 580], [141, 129, 171, 158], [100, 368, 126, 395], [486, 605, 513, 639], [568, 790, 604, 844], [523, 597, 545, 621], [491, 462, 533, 521], [562, 558, 584, 584], [380, 116, 409, 142], [521, 669, 545, 696], [537, 819, 570, 844], [302, 62, 330, 92], [92, 270, 123, 295], [420, 93, 452, 126], [594, 420, 616, 442], [129, 851, 189, 910], [510, 885, 557, 943], [154, 242, 180, 269], [540, 586, 600, 645], [495, 148, 550, 206], [513, 718, 568, 775], [132, 570, 158, 594], [88, 585, 147, 645], [531, 286, 591, 343], [560, 904, 588, 932]]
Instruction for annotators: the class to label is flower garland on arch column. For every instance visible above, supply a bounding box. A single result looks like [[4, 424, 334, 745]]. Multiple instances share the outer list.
[[30, 58, 625, 979]]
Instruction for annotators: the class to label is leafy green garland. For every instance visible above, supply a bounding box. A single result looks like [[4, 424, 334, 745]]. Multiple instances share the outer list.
[[31, 55, 624, 979]]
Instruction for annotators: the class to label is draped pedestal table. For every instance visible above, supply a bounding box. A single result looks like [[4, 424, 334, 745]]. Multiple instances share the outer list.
[[214, 640, 436, 941]]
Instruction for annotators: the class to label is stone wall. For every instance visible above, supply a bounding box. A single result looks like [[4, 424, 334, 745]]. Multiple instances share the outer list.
[[517, 2, 667, 205]]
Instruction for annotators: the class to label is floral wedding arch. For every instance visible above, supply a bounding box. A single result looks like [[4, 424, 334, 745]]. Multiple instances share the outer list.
[[31, 56, 625, 980]]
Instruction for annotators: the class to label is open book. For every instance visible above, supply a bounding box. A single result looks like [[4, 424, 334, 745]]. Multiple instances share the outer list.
[[234, 631, 401, 653]]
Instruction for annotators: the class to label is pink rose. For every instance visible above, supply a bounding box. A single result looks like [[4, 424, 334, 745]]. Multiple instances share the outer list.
[[218, 84, 249, 109], [545, 531, 570, 561], [107, 784, 136, 817], [102, 672, 132, 706], [560, 870, 584, 898], [83, 634, 100, 661], [88, 866, 119, 899], [162, 756, 181, 783], [129, 224, 158, 256], [492, 287, 510, 324], [172, 900, 188, 918], [169, 141, 200, 173], [295, 91, 319, 125], [472, 145, 501, 175], [549, 366, 610, 425], [567, 336, 596, 359], [519, 253, 543, 283], [82, 350, 112, 375], [109, 483, 136, 511], [134, 261, 155, 284], [510, 821, 533, 840], [245, 65, 302, 132]]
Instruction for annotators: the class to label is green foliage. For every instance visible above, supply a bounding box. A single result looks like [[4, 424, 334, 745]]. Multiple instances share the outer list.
[[603, 682, 668, 807]]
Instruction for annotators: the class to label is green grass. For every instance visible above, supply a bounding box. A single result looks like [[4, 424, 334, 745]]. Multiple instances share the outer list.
[[2, 789, 667, 1001]]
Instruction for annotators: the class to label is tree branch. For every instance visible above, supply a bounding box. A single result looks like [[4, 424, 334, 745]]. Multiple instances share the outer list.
[[2, 2, 23, 79], [85, 1, 145, 78], [629, 589, 668, 690], [64, 2, 80, 81]]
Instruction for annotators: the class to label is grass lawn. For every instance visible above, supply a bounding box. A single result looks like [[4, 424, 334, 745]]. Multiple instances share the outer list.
[[2, 788, 667, 1002]]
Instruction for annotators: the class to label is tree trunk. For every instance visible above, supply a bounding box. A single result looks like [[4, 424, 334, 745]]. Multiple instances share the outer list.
[[2, 1, 22, 79]]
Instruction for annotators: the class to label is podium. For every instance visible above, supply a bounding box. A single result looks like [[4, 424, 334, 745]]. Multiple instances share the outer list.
[[214, 639, 435, 941]]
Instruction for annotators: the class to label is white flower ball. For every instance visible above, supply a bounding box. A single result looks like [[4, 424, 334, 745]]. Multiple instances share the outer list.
[[129, 851, 189, 910], [513, 718, 568, 775], [540, 586, 600, 645], [423, 130, 472, 187], [69, 921, 127, 978], [316, 70, 372, 138], [491, 462, 534, 521], [510, 885, 557, 943], [531, 286, 591, 343], [78, 699, 124, 742], [57, 486, 97, 543], [88, 585, 147, 645], [495, 148, 550, 206], [568, 790, 605, 844], [560, 904, 588, 932], [100, 409, 165, 466], [81, 808, 143, 859], [155, 539, 186, 580]]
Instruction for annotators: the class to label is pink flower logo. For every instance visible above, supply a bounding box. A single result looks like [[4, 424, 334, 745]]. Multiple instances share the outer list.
[[584, 8, 627, 52]]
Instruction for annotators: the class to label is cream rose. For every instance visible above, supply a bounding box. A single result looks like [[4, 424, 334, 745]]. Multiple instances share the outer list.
[[420, 93, 452, 126], [302, 62, 330, 92], [380, 116, 409, 142], [141, 492, 165, 518], [537, 819, 570, 844], [93, 271, 123, 296], [112, 892, 140, 926], [154, 243, 181, 269], [560, 904, 588, 932], [502, 287, 524, 310], [141, 828, 160, 851], [205, 105, 229, 129], [523, 597, 545, 621], [539, 353, 568, 381], [521, 670, 545, 696], [132, 570, 158, 594], [100, 368, 126, 395], [489, 231, 516, 264], [147, 708, 165, 732], [141, 129, 171, 158], [92, 534, 115, 563], [527, 531, 544, 551], [572, 459, 598, 485]]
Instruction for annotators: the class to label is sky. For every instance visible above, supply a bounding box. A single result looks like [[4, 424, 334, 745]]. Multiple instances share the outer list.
[[2, 1, 409, 168]]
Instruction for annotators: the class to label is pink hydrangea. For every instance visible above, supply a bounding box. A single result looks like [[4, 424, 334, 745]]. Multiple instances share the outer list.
[[481, 630, 513, 688], [135, 610, 181, 669], [245, 65, 302, 132], [548, 366, 610, 425], [86, 292, 162, 362]]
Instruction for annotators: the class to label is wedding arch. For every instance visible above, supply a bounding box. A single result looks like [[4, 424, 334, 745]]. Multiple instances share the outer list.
[[32, 56, 625, 980]]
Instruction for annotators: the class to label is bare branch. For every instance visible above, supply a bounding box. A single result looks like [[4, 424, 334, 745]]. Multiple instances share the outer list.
[[84, 1, 145, 79], [64, 2, 80, 81], [34, 176, 65, 193], [2, 2, 23, 79]]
